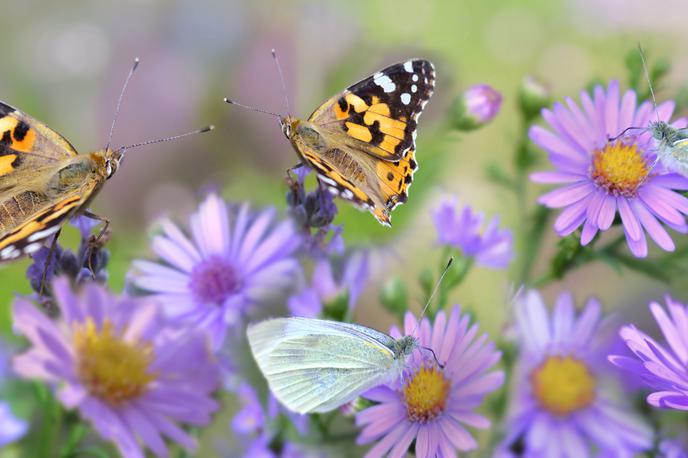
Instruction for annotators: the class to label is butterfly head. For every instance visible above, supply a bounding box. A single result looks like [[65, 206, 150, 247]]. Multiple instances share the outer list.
[[393, 335, 419, 360], [649, 120, 674, 144], [280, 115, 298, 140], [90, 148, 123, 180], [105, 148, 124, 179]]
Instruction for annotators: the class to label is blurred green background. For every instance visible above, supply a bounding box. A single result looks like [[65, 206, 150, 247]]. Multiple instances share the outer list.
[[1, 0, 688, 454]]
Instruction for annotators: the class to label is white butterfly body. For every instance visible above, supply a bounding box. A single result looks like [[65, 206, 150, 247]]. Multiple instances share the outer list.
[[247, 317, 417, 414]]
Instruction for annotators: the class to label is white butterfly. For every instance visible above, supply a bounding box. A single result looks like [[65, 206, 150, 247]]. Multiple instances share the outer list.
[[247, 317, 419, 414]]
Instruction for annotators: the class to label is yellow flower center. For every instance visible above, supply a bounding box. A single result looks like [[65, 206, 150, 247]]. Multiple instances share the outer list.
[[530, 356, 596, 416], [591, 141, 649, 196], [403, 365, 450, 423], [74, 318, 156, 406]]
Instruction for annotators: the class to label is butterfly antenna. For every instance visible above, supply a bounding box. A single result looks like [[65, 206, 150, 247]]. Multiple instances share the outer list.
[[118, 125, 214, 151], [410, 257, 454, 338], [271, 48, 291, 116], [638, 44, 661, 123], [106, 57, 140, 151], [223, 98, 281, 118]]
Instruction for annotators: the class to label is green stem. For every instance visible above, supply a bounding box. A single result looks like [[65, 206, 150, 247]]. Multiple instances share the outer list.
[[33, 384, 64, 458]]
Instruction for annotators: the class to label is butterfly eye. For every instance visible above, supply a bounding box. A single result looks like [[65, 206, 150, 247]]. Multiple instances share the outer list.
[[105, 160, 114, 179], [281, 122, 291, 139]]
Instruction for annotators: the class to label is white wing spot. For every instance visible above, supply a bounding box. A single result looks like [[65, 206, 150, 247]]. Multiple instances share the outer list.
[[412, 74, 419, 82], [1, 246, 19, 259], [374, 74, 396, 93], [411, 84, 417, 93], [401, 93, 411, 105], [341, 189, 354, 199], [319, 176, 337, 187], [24, 243, 42, 254], [27, 226, 61, 243], [404, 61, 414, 73]]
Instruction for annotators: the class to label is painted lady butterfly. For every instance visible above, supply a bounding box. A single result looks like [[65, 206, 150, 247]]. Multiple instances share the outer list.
[[0, 60, 212, 262], [229, 58, 435, 226]]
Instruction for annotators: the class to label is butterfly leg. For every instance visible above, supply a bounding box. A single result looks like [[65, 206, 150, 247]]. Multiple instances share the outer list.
[[284, 162, 307, 186], [38, 229, 62, 298], [82, 211, 110, 243], [82, 211, 111, 278]]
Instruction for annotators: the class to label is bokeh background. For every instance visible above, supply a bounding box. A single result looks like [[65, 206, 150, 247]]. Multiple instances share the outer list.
[[1, 0, 688, 455]]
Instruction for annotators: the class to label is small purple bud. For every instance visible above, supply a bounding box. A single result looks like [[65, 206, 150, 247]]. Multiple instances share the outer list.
[[452, 84, 502, 131]]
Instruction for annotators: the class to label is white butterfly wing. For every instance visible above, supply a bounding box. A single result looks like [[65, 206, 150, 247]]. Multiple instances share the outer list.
[[247, 317, 398, 414]]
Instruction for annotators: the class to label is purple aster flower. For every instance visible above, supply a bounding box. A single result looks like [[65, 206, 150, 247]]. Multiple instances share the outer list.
[[452, 84, 502, 130], [432, 196, 513, 269], [530, 80, 688, 257], [610, 296, 688, 410], [356, 305, 503, 457], [501, 289, 652, 457], [288, 251, 368, 318], [12, 278, 220, 458], [130, 193, 301, 349]]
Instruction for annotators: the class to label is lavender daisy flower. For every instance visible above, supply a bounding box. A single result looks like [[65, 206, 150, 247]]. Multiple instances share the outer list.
[[12, 278, 220, 458], [130, 193, 301, 348], [288, 251, 368, 318], [501, 289, 652, 457], [530, 80, 688, 257], [356, 306, 503, 457], [432, 196, 513, 268], [610, 296, 688, 410]]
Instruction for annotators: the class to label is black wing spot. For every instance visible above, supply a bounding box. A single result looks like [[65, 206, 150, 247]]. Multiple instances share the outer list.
[[337, 97, 348, 112], [386, 172, 394, 181], [409, 159, 417, 170], [13, 121, 29, 142], [369, 120, 385, 146], [404, 174, 412, 184], [0, 130, 11, 145]]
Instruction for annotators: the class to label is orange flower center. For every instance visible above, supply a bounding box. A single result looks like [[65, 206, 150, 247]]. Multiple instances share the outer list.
[[403, 365, 450, 423], [591, 141, 649, 196], [74, 318, 156, 406], [530, 356, 596, 416]]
